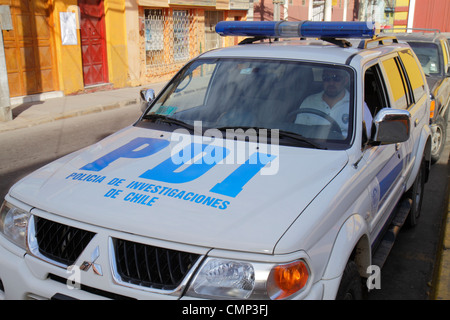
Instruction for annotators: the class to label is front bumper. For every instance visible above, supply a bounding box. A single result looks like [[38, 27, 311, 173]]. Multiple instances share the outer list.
[[0, 234, 182, 300], [0, 236, 326, 300]]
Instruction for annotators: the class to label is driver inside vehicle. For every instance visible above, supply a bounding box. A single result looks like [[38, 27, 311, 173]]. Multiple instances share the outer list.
[[294, 68, 372, 139], [295, 68, 351, 138]]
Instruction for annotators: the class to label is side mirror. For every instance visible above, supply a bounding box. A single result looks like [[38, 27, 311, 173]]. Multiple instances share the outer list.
[[140, 88, 155, 112], [371, 108, 411, 144]]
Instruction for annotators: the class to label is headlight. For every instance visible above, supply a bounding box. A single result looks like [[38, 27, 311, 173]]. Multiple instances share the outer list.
[[0, 201, 30, 249], [186, 257, 311, 300], [188, 258, 255, 299]]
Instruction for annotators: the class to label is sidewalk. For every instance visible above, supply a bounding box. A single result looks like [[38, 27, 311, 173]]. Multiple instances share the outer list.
[[432, 162, 450, 300], [0, 82, 449, 300], [0, 81, 167, 133]]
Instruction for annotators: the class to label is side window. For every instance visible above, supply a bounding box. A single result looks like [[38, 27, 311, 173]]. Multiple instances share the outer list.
[[382, 57, 409, 109], [364, 64, 388, 116], [364, 64, 389, 143], [398, 50, 426, 102]]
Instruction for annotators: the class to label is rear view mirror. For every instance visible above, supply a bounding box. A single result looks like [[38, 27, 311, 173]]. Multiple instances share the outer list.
[[140, 88, 155, 112], [372, 108, 411, 144]]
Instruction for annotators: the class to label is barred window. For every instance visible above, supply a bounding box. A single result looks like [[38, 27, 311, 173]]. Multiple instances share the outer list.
[[173, 10, 190, 62], [143, 9, 199, 78], [144, 9, 164, 66], [145, 9, 164, 51]]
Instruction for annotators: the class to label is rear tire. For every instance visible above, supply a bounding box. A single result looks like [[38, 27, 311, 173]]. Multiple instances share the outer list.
[[406, 158, 426, 228]]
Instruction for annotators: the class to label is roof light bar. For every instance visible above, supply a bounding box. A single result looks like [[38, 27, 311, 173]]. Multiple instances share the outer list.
[[215, 21, 378, 39]]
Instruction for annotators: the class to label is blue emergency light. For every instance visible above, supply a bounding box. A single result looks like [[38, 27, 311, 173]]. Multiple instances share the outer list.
[[215, 21, 378, 39]]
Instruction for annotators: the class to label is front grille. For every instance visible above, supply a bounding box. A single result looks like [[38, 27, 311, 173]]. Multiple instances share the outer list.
[[113, 238, 201, 291], [33, 216, 96, 266]]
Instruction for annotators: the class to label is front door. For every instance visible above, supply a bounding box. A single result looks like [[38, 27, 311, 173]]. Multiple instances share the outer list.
[[79, 0, 108, 86], [362, 62, 407, 242]]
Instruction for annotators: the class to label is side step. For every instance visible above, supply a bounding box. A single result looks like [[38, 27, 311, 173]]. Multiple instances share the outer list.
[[372, 198, 413, 269]]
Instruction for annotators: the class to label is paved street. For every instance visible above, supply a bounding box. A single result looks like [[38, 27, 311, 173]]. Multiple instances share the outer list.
[[0, 102, 142, 202]]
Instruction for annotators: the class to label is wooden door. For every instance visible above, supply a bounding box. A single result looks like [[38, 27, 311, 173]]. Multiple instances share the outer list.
[[79, 0, 108, 86], [204, 11, 223, 52], [2, 0, 58, 97]]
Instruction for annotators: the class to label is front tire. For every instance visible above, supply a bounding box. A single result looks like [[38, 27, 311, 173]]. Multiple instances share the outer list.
[[431, 116, 446, 164], [336, 261, 363, 300]]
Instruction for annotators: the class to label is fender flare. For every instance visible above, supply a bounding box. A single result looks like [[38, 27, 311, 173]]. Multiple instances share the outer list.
[[322, 214, 371, 283], [438, 92, 450, 118], [321, 214, 371, 299]]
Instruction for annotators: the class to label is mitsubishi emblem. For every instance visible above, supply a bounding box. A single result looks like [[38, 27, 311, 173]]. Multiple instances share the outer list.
[[80, 246, 103, 276]]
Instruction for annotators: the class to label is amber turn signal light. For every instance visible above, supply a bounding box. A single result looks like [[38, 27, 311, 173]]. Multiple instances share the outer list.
[[430, 99, 436, 119], [267, 260, 309, 299]]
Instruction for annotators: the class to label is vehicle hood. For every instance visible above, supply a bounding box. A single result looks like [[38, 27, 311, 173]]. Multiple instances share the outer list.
[[10, 126, 348, 254]]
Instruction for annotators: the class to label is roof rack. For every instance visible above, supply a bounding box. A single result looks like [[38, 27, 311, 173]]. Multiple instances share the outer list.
[[238, 33, 399, 50], [358, 35, 399, 49], [383, 27, 441, 34], [238, 36, 276, 45], [320, 37, 352, 48]]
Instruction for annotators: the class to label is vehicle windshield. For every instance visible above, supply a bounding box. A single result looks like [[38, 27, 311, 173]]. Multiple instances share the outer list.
[[408, 42, 441, 75], [142, 58, 354, 149]]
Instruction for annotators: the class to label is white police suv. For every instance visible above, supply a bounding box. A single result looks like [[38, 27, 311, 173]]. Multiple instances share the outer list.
[[0, 21, 431, 300]]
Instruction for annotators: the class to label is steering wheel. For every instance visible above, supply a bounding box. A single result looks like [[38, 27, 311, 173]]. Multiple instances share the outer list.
[[290, 108, 343, 137]]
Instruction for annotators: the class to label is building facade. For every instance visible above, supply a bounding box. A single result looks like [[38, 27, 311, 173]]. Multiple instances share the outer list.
[[0, 0, 250, 101], [251, 0, 358, 23], [127, 1, 249, 85], [363, 0, 450, 33], [410, 0, 450, 33], [2, 0, 448, 103], [0, 0, 129, 102]]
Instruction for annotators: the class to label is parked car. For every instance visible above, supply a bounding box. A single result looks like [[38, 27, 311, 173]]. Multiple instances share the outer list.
[[441, 32, 450, 43], [0, 21, 432, 300], [395, 32, 450, 163]]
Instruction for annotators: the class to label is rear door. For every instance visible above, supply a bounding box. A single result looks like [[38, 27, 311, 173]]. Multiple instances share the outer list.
[[396, 49, 429, 172]]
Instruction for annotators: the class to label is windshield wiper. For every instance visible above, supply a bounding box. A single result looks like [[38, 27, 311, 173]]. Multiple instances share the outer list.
[[277, 130, 326, 149], [214, 126, 325, 149], [143, 114, 194, 131]]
